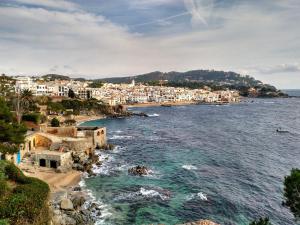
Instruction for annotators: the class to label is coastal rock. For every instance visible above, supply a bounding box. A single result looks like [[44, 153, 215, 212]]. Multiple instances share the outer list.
[[72, 163, 84, 171], [71, 195, 86, 209], [73, 186, 82, 192], [128, 165, 149, 176], [64, 216, 76, 225], [178, 220, 220, 225], [52, 215, 66, 225], [60, 198, 74, 211], [101, 143, 115, 150]]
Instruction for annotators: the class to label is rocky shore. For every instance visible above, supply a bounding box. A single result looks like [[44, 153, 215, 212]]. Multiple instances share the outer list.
[[50, 186, 102, 225]]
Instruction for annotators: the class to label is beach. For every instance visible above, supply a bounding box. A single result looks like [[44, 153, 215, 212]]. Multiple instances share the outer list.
[[21, 164, 82, 193], [75, 115, 106, 126]]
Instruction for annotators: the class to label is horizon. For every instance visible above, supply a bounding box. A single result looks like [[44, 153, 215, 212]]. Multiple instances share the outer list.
[[0, 0, 300, 89]]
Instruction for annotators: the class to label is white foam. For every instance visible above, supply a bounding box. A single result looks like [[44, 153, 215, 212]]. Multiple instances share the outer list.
[[148, 113, 160, 117], [197, 192, 208, 201], [109, 135, 133, 140], [186, 192, 208, 201], [114, 187, 170, 202], [182, 165, 197, 170], [113, 130, 123, 133]]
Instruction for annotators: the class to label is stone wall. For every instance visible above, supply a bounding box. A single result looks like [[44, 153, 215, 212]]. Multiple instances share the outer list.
[[62, 138, 94, 155], [35, 152, 72, 168], [46, 127, 77, 137]]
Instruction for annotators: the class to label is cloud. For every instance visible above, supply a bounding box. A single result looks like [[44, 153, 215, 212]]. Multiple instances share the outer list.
[[12, 0, 78, 11], [183, 0, 214, 26], [252, 63, 300, 74], [0, 0, 300, 88]]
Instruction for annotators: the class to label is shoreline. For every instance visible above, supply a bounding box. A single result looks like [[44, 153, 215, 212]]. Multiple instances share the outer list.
[[125, 101, 198, 108], [75, 115, 106, 126]]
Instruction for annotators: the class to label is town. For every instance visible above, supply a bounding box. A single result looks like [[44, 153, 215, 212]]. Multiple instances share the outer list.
[[13, 75, 240, 105]]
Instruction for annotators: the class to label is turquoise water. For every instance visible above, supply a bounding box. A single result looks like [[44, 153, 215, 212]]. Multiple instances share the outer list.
[[82, 98, 300, 225]]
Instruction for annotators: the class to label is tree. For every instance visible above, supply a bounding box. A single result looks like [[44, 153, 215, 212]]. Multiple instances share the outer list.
[[249, 217, 272, 225], [68, 89, 76, 98], [50, 117, 60, 127], [284, 169, 300, 218], [0, 98, 27, 155], [88, 81, 103, 88], [15, 89, 34, 124]]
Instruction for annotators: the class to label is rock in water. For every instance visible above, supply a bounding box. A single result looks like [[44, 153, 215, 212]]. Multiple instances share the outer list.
[[128, 165, 149, 176], [60, 198, 74, 211]]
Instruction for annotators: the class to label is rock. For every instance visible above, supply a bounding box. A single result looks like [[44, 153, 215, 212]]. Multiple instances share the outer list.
[[178, 220, 220, 225], [128, 165, 149, 176], [71, 195, 86, 209], [64, 216, 76, 225], [73, 186, 82, 192], [101, 143, 115, 150], [52, 215, 66, 225], [95, 161, 102, 166], [72, 163, 84, 171], [56, 166, 69, 173], [60, 198, 74, 211]]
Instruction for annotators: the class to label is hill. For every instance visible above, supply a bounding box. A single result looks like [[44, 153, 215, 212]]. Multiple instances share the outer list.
[[96, 70, 263, 86], [96, 70, 287, 97]]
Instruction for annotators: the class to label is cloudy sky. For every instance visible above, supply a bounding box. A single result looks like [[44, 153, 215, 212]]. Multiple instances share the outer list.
[[0, 0, 299, 88]]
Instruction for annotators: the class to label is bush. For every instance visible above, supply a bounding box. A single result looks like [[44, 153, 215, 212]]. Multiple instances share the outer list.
[[284, 168, 300, 218], [0, 179, 8, 199], [0, 163, 50, 225], [22, 113, 41, 124], [4, 163, 27, 184], [50, 117, 60, 127], [64, 119, 76, 126], [0, 219, 9, 225]]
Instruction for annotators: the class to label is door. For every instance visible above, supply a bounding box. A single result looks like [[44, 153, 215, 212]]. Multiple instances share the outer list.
[[40, 159, 46, 167], [16, 151, 21, 164], [50, 160, 57, 169]]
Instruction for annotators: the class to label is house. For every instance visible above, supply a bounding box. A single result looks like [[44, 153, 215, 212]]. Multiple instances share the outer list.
[[5, 126, 107, 168]]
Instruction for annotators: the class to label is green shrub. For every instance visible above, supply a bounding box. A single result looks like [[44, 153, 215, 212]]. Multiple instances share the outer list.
[[0, 179, 8, 199], [50, 117, 60, 127], [22, 113, 41, 124], [4, 163, 27, 184], [0, 219, 9, 225], [284, 168, 300, 218], [0, 163, 50, 225]]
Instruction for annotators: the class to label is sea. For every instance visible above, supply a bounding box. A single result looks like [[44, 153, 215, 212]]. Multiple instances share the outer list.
[[81, 92, 300, 225]]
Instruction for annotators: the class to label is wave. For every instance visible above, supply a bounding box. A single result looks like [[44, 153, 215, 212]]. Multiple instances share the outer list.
[[113, 130, 123, 133], [186, 192, 208, 201], [114, 187, 170, 202], [148, 113, 160, 117], [79, 180, 113, 225], [109, 135, 133, 140], [182, 164, 197, 170]]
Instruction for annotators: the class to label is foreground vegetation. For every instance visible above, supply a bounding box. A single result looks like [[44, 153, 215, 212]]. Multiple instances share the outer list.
[[0, 161, 50, 225]]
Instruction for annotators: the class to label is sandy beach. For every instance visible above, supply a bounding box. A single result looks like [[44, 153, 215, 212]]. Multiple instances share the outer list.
[[75, 115, 105, 126], [21, 164, 82, 193]]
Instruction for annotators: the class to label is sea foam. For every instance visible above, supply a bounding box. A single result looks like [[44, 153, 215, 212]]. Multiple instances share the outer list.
[[182, 165, 197, 170]]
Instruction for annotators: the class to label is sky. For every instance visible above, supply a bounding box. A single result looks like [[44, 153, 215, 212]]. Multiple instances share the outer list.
[[0, 0, 299, 88]]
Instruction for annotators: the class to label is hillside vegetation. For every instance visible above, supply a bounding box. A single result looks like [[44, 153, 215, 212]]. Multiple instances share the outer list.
[[0, 161, 50, 225], [96, 70, 287, 97]]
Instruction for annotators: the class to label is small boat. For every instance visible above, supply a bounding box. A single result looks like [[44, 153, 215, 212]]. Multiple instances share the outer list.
[[276, 128, 289, 133]]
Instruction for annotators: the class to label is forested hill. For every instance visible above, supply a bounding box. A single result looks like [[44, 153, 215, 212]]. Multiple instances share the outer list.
[[96, 70, 263, 87]]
